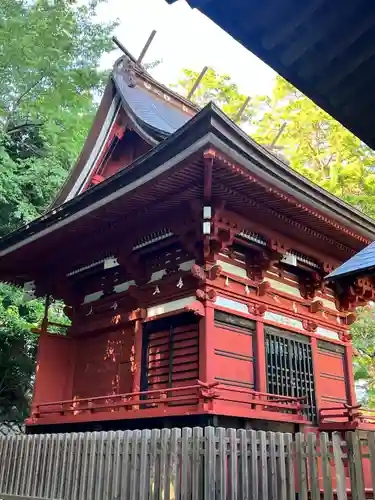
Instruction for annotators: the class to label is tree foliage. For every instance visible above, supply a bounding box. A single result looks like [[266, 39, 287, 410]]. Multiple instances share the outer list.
[[0, 0, 115, 428], [0, 0, 115, 235], [173, 68, 256, 127], [350, 306, 375, 407], [252, 77, 375, 217]]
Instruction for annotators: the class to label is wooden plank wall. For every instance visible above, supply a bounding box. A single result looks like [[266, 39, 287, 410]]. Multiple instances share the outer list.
[[73, 324, 135, 399], [316, 340, 348, 408], [1, 428, 373, 500], [213, 311, 256, 403]]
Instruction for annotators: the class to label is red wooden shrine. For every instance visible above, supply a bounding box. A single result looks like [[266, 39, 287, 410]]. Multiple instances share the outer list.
[[1, 53, 375, 437]]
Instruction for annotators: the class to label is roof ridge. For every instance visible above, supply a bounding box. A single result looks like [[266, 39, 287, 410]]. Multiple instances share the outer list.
[[113, 54, 199, 115]]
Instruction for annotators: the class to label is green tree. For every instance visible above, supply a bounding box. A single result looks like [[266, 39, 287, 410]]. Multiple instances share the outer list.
[[0, 0, 116, 429], [0, 0, 116, 234], [350, 306, 375, 407], [173, 68, 256, 127], [252, 76, 375, 217]]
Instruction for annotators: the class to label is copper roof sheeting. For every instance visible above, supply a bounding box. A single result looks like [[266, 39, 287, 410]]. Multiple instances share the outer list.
[[167, 0, 375, 149]]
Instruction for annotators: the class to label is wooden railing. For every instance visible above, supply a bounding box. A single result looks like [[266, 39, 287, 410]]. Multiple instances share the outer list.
[[33, 382, 217, 418], [320, 403, 375, 430], [216, 385, 308, 416], [32, 382, 308, 422]]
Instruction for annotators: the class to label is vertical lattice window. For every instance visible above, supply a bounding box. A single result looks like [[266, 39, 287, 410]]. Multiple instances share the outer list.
[[265, 326, 316, 421]]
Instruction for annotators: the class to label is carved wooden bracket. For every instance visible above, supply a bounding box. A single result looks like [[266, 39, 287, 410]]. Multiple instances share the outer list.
[[302, 319, 318, 332], [338, 331, 352, 342], [184, 300, 205, 317], [203, 208, 242, 261], [342, 312, 357, 326], [299, 271, 324, 300], [196, 288, 217, 302], [256, 280, 271, 297], [245, 239, 286, 282], [335, 277, 375, 311], [309, 300, 324, 314], [248, 303, 267, 316], [129, 308, 147, 321], [191, 263, 222, 282], [117, 253, 151, 286]]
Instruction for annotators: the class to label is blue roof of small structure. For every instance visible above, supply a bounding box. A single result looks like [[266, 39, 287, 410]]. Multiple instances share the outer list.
[[327, 241, 375, 281]]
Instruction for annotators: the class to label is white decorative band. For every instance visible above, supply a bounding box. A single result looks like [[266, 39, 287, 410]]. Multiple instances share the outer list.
[[147, 296, 196, 318]]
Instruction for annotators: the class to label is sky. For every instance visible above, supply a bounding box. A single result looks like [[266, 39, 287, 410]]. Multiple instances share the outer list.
[[96, 0, 276, 97]]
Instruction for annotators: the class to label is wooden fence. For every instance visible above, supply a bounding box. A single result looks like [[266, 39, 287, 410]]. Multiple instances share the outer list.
[[0, 427, 374, 500]]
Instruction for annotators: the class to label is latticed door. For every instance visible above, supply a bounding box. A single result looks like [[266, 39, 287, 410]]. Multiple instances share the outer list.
[[265, 326, 316, 421]]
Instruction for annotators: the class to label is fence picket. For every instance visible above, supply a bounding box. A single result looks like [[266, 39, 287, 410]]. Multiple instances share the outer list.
[[320, 432, 334, 500], [149, 428, 161, 500], [129, 429, 141, 500], [71, 433, 83, 500], [259, 431, 268, 500], [86, 432, 98, 500], [228, 428, 238, 500], [248, 430, 259, 500], [120, 430, 132, 500], [192, 427, 203, 500], [347, 431, 365, 500], [268, 431, 278, 500], [239, 429, 249, 500], [139, 429, 150, 500], [216, 427, 226, 500], [159, 428, 171, 500], [284, 433, 295, 500], [276, 432, 287, 500], [170, 428, 181, 500], [332, 432, 348, 500], [204, 427, 216, 500], [103, 431, 115, 500], [307, 433, 319, 500], [181, 427, 191, 500], [78, 432, 91, 500], [24, 435, 36, 497], [0, 436, 11, 491]]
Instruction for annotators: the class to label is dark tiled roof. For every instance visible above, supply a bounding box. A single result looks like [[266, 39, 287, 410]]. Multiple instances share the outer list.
[[327, 241, 375, 281], [113, 72, 192, 139]]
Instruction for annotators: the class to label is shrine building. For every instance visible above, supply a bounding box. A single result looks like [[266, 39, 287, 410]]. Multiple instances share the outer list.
[[1, 52, 375, 434]]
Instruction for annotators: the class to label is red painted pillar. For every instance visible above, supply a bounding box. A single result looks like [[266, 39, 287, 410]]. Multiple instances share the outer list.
[[255, 321, 267, 393], [199, 303, 215, 385], [344, 343, 357, 406], [132, 319, 143, 394], [310, 337, 322, 413]]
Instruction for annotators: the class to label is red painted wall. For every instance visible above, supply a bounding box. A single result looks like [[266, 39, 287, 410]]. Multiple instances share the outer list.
[[212, 312, 256, 406], [72, 324, 135, 400], [33, 335, 74, 406], [316, 340, 348, 407]]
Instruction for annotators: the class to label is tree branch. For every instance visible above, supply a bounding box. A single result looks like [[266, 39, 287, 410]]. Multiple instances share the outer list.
[[12, 75, 46, 111], [6, 122, 45, 135]]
